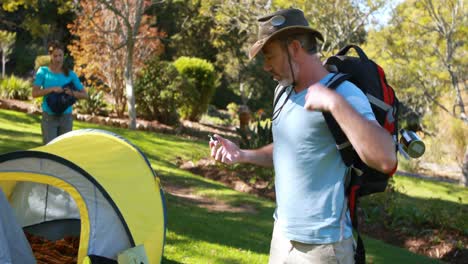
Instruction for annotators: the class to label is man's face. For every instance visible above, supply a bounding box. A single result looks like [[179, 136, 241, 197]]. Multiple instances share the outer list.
[[261, 40, 294, 87]]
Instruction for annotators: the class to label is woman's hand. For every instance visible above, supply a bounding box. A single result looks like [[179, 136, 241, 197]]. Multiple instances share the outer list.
[[50, 87, 63, 94], [63, 88, 74, 96]]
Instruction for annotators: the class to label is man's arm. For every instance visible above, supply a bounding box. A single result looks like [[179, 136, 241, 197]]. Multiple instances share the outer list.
[[305, 84, 397, 173], [210, 135, 274, 167], [329, 96, 397, 173]]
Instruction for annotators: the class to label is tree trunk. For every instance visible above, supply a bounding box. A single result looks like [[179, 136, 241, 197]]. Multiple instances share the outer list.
[[461, 148, 468, 187], [2, 53, 5, 78], [448, 67, 467, 123], [125, 42, 136, 130]]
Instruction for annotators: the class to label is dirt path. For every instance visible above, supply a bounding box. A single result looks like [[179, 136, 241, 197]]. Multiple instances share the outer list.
[[163, 182, 257, 214]]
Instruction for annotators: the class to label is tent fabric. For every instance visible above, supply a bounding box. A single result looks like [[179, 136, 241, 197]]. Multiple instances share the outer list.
[[10, 182, 80, 227], [0, 129, 166, 264], [0, 188, 36, 264]]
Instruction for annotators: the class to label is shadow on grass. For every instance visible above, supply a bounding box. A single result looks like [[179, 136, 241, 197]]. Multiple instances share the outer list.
[[361, 190, 468, 234], [0, 128, 41, 154], [161, 256, 182, 264], [0, 109, 41, 124], [361, 190, 467, 263]]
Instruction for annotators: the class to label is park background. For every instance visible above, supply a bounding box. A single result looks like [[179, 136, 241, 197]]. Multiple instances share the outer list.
[[0, 0, 467, 263]]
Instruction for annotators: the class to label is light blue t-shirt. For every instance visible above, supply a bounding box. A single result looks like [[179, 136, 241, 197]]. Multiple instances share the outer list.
[[33, 66, 84, 115], [272, 73, 375, 244]]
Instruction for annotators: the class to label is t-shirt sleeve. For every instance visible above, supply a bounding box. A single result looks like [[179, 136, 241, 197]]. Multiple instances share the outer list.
[[33, 67, 46, 87], [337, 81, 376, 121], [70, 71, 84, 90]]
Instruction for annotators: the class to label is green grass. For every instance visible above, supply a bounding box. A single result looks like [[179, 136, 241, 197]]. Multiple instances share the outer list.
[[0, 108, 450, 263], [393, 175, 468, 204]]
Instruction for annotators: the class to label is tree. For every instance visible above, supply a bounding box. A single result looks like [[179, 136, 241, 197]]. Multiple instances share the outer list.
[[0, 30, 16, 78], [198, 0, 276, 111], [364, 0, 467, 185], [68, 0, 165, 128], [2, 0, 78, 49], [274, 0, 386, 55], [145, 0, 218, 62], [420, 0, 467, 123]]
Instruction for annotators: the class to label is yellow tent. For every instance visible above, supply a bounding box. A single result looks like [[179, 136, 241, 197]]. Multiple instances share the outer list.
[[0, 129, 166, 263]]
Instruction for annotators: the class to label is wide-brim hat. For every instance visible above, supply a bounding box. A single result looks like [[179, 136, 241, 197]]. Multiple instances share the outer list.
[[249, 8, 324, 60]]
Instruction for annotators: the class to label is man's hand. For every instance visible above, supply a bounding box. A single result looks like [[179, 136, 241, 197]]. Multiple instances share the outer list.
[[209, 134, 243, 164], [304, 83, 338, 112]]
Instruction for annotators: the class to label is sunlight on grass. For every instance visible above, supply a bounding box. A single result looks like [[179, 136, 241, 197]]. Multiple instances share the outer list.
[[394, 175, 468, 204], [164, 231, 268, 264]]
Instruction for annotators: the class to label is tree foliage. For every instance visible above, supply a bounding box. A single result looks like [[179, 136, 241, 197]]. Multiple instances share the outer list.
[[364, 0, 467, 127], [2, 0, 78, 49], [274, 0, 386, 55], [364, 0, 467, 185], [146, 0, 218, 62], [68, 0, 165, 125]]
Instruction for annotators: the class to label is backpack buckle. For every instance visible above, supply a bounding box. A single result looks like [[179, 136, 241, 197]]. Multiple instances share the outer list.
[[336, 141, 351, 150]]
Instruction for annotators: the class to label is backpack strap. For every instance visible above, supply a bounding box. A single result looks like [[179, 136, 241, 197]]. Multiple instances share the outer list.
[[273, 84, 288, 110], [323, 73, 367, 264], [322, 73, 356, 166], [336, 45, 370, 62]]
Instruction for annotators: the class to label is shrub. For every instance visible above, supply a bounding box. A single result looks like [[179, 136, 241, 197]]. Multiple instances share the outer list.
[[226, 102, 239, 119], [135, 58, 186, 125], [0, 75, 31, 100], [173, 56, 217, 121], [35, 55, 50, 70], [238, 117, 273, 149], [75, 87, 108, 116], [33, 96, 43, 109]]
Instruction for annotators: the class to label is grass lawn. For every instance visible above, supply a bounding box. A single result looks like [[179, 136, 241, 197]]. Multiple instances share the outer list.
[[0, 109, 450, 263]]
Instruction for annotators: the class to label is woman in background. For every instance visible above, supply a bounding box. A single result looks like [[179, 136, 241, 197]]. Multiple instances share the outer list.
[[32, 40, 88, 144]]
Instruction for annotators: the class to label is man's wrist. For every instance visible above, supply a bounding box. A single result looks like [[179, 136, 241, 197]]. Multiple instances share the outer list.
[[327, 91, 343, 113], [237, 149, 247, 163]]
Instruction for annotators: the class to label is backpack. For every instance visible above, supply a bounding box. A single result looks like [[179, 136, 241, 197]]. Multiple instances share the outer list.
[[323, 45, 399, 264], [46, 82, 77, 114]]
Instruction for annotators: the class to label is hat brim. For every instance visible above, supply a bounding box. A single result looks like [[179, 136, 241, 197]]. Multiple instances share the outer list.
[[248, 26, 324, 60]]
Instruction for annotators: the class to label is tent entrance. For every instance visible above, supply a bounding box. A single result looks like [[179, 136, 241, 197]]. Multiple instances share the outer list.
[[1, 169, 132, 262], [1, 173, 91, 262], [24, 219, 81, 241]]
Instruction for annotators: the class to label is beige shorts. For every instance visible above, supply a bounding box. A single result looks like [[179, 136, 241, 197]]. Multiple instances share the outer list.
[[268, 223, 355, 264]]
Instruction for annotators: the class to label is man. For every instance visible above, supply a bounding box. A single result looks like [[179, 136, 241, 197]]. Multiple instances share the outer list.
[[209, 8, 397, 264]]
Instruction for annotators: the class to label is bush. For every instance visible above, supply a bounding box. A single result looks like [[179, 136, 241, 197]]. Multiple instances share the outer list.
[[35, 55, 50, 70], [226, 102, 239, 119], [75, 87, 108, 116], [173, 56, 217, 121], [33, 96, 43, 109], [135, 58, 186, 125], [0, 75, 31, 100], [238, 117, 273, 149]]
